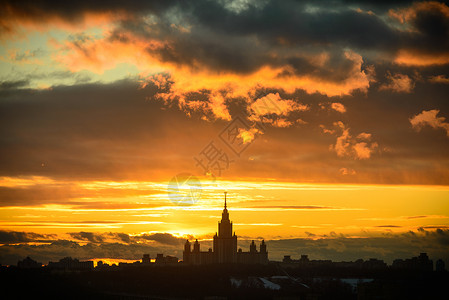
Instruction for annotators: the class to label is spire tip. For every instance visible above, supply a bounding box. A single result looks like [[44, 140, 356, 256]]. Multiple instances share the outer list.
[[224, 191, 227, 209]]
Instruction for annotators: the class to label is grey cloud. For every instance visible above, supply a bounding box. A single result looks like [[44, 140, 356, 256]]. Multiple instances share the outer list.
[[138, 233, 185, 246], [407, 3, 449, 54], [0, 80, 29, 90], [185, 0, 449, 58], [5, 0, 448, 79], [67, 232, 185, 245], [0, 230, 56, 244], [0, 0, 179, 23], [0, 239, 183, 266], [0, 231, 188, 265], [77, 0, 448, 89], [267, 228, 449, 264], [65, 232, 184, 246], [114, 233, 131, 244], [68, 232, 104, 243], [1, 229, 448, 266]]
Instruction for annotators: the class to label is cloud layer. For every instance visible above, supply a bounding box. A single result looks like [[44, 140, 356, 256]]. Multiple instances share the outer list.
[[1, 228, 448, 266]]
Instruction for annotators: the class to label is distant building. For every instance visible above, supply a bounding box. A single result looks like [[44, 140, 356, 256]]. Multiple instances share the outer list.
[[142, 254, 151, 264], [282, 255, 332, 268], [155, 253, 178, 264], [96, 260, 109, 269], [282, 255, 387, 270], [362, 258, 388, 270], [392, 253, 433, 271], [283, 255, 292, 263], [17, 256, 42, 269], [435, 259, 445, 272], [183, 192, 268, 265], [47, 257, 94, 271]]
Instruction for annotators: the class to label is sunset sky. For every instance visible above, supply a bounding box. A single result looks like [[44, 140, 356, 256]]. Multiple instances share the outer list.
[[1, 0, 449, 266]]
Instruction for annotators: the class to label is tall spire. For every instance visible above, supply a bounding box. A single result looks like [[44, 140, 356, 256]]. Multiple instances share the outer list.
[[219, 191, 231, 236], [224, 191, 227, 209], [221, 191, 229, 221]]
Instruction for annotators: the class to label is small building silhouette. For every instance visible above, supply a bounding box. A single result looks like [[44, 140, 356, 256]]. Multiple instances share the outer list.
[[47, 257, 93, 271], [155, 253, 178, 264], [282, 255, 387, 270], [17, 256, 42, 268], [142, 254, 151, 264], [435, 259, 445, 272], [392, 253, 433, 271]]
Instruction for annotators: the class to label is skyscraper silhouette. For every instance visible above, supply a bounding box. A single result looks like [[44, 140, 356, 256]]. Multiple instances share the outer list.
[[183, 192, 268, 264], [213, 191, 238, 263]]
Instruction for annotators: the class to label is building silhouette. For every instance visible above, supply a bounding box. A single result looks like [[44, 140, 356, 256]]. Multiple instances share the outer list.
[[282, 254, 387, 270], [183, 192, 268, 264], [435, 259, 445, 272], [17, 256, 42, 269], [47, 257, 94, 271], [155, 253, 179, 264], [142, 254, 151, 264], [392, 252, 433, 271]]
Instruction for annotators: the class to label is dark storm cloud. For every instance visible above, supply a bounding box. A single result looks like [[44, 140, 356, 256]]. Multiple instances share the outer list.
[[407, 2, 449, 54], [104, 2, 381, 78], [0, 0, 427, 20], [113, 0, 449, 73], [0, 0, 178, 22], [188, 1, 398, 50], [3, 0, 449, 77]]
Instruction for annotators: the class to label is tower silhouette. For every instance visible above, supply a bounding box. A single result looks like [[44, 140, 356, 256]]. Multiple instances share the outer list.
[[213, 192, 238, 263], [183, 192, 268, 264]]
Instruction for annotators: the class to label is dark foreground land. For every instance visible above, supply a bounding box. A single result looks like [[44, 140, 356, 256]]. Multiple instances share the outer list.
[[1, 264, 448, 300]]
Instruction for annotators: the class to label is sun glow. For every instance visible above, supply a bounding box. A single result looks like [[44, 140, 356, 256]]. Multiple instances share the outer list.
[[0, 176, 447, 241]]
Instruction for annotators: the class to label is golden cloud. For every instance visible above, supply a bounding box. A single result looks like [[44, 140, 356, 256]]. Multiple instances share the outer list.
[[410, 109, 449, 137], [329, 121, 378, 160], [331, 102, 347, 113], [49, 25, 374, 122]]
